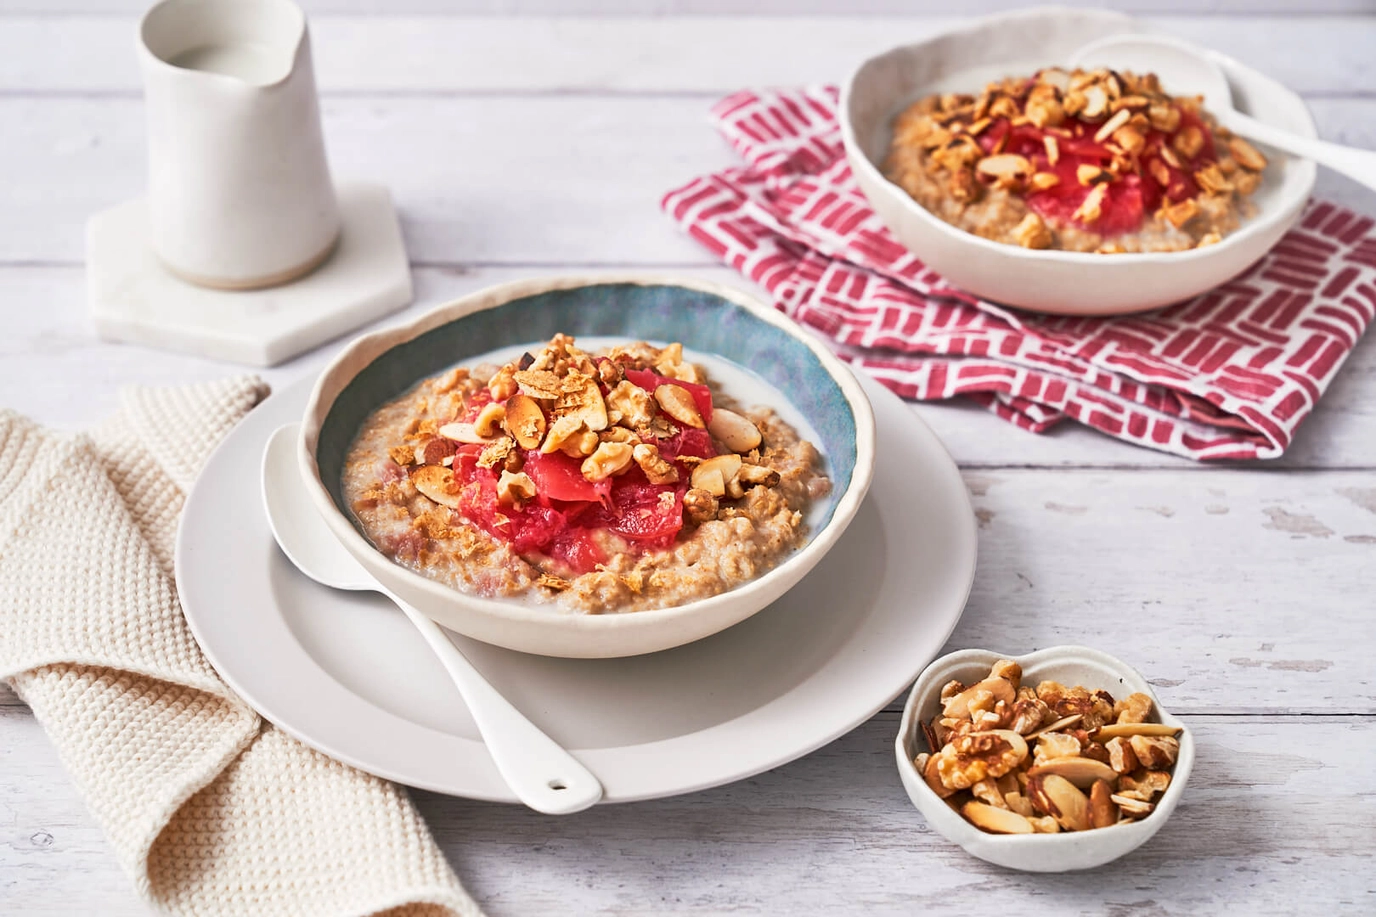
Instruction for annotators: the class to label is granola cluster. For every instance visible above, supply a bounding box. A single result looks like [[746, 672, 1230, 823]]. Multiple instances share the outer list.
[[885, 67, 1269, 253], [913, 660, 1182, 834]]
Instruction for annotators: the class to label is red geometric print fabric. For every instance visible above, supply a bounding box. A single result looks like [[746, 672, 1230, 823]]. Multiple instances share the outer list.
[[661, 87, 1376, 460]]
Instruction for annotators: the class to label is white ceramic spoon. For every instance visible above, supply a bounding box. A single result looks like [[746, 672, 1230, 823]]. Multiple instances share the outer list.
[[261, 423, 603, 815], [1070, 33, 1376, 193]]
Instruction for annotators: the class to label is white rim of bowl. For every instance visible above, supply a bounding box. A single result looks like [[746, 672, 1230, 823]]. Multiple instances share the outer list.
[[298, 273, 878, 633], [837, 11, 1318, 269]]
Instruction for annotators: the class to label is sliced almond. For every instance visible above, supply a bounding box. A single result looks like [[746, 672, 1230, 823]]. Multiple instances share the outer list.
[[512, 368, 563, 400], [1095, 722, 1181, 740], [655, 384, 705, 429], [1026, 713, 1082, 740], [437, 422, 493, 445], [1029, 171, 1060, 191], [1111, 794, 1155, 818], [411, 465, 462, 509], [1028, 756, 1118, 789], [1080, 84, 1109, 120], [1089, 779, 1117, 829], [1028, 773, 1091, 832], [690, 454, 743, 497], [1077, 164, 1112, 186], [708, 408, 762, 453], [1043, 134, 1060, 166], [962, 801, 1034, 835], [975, 153, 1032, 180], [504, 393, 547, 450], [1072, 183, 1108, 224], [1093, 107, 1131, 143]]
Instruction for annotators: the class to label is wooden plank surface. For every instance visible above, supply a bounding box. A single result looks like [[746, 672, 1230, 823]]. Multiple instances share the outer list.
[[2, 8, 1375, 916], [5, 706, 1373, 915]]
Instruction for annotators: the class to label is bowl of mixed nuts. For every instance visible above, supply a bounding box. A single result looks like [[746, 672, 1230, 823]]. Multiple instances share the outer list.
[[895, 645, 1193, 872]]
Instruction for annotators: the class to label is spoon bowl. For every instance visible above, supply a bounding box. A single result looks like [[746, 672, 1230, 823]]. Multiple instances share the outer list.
[[261, 422, 603, 815]]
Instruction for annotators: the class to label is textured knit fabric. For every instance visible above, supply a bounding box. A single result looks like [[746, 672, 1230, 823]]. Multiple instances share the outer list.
[[0, 377, 482, 917], [662, 86, 1376, 460]]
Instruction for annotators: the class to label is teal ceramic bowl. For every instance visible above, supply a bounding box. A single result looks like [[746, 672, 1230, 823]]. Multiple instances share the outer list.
[[299, 275, 876, 658]]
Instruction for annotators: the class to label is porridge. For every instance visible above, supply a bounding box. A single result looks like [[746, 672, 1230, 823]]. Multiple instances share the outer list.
[[342, 334, 832, 613], [884, 67, 1270, 253]]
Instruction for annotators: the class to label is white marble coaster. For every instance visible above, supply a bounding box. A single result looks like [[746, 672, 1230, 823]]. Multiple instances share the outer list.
[[87, 181, 413, 367]]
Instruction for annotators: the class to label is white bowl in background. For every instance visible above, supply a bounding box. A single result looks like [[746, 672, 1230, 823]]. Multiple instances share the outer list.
[[896, 644, 1194, 872], [840, 7, 1317, 316]]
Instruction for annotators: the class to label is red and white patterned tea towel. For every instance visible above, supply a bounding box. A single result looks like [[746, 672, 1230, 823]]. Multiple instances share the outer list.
[[661, 87, 1376, 460]]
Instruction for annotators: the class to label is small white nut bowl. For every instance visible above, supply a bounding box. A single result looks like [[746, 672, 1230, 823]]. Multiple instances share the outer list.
[[895, 645, 1194, 872], [839, 7, 1317, 315]]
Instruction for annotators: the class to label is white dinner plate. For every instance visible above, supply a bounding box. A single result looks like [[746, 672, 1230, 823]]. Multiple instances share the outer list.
[[176, 370, 976, 803]]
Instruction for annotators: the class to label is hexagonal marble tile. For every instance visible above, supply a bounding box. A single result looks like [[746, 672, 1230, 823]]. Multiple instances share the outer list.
[[87, 181, 412, 367]]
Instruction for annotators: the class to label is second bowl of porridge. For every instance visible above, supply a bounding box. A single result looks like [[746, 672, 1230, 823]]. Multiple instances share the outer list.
[[839, 9, 1318, 314], [300, 276, 875, 658]]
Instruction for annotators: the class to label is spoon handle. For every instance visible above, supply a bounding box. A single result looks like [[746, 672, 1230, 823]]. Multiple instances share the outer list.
[[389, 596, 604, 815], [1219, 109, 1376, 194]]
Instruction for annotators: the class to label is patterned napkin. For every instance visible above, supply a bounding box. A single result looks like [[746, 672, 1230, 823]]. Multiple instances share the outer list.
[[0, 378, 482, 917], [662, 87, 1376, 459]]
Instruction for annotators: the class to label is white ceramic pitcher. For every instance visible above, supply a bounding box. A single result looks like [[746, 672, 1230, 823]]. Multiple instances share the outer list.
[[139, 0, 340, 290]]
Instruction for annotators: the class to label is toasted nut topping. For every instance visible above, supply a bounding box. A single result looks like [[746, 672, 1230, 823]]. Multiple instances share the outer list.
[[1148, 103, 1181, 133], [537, 572, 569, 591], [1173, 124, 1205, 159], [632, 443, 679, 485], [496, 470, 537, 506], [943, 676, 1017, 719], [682, 488, 718, 525], [564, 430, 600, 458], [737, 463, 781, 488], [411, 465, 462, 509], [962, 801, 1033, 834], [1026, 713, 1083, 740], [599, 426, 640, 445], [935, 730, 1029, 790], [1148, 158, 1172, 187], [1093, 107, 1132, 143], [437, 422, 493, 445], [1095, 722, 1181, 740], [606, 380, 654, 428], [654, 383, 705, 429], [1128, 735, 1180, 770], [473, 402, 506, 438], [708, 408, 763, 453], [1072, 183, 1108, 224], [1105, 736, 1140, 775], [1089, 779, 1117, 829], [580, 441, 634, 482], [1160, 197, 1200, 229], [1013, 213, 1052, 250], [1080, 84, 1109, 120], [1029, 171, 1061, 191], [1043, 134, 1060, 166], [504, 393, 547, 450], [1195, 163, 1233, 196], [1233, 170, 1262, 196], [1197, 231, 1222, 248], [1228, 136, 1268, 171], [512, 368, 563, 400], [1111, 794, 1155, 817], [1114, 693, 1154, 725], [487, 365, 517, 402], [476, 435, 515, 470], [1113, 125, 1146, 156], [541, 414, 586, 455], [1029, 773, 1091, 832], [1119, 769, 1172, 802], [690, 454, 743, 497], [1159, 144, 1183, 169], [976, 153, 1033, 181], [1077, 164, 1113, 186], [597, 359, 625, 387], [1034, 731, 1083, 764], [1028, 756, 1119, 788]]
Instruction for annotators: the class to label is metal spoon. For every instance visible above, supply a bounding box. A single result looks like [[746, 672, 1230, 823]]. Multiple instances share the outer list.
[[261, 423, 603, 815], [1070, 33, 1376, 193]]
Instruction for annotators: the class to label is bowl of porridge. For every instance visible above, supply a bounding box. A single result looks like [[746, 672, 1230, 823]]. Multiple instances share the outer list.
[[839, 8, 1317, 315], [299, 276, 876, 658]]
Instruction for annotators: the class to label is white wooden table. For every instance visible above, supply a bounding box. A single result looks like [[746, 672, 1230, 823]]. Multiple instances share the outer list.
[[3, 5, 1375, 914]]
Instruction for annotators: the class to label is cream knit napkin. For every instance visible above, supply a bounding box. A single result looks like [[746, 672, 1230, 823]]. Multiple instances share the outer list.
[[0, 377, 483, 917]]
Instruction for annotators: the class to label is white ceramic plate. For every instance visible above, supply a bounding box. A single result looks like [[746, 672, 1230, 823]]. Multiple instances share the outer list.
[[176, 370, 976, 803]]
